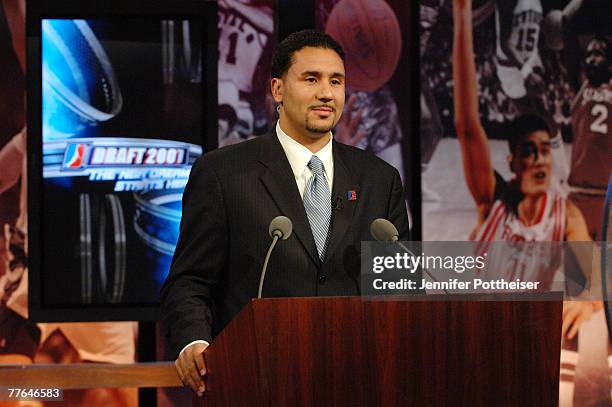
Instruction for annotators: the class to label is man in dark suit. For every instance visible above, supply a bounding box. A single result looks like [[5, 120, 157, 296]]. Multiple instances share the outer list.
[[161, 30, 410, 396]]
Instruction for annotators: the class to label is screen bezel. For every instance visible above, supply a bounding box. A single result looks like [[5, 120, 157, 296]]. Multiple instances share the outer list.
[[27, 0, 218, 322]]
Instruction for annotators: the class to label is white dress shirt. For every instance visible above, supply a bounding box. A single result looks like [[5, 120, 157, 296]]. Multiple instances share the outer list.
[[275, 121, 334, 196], [179, 122, 334, 356]]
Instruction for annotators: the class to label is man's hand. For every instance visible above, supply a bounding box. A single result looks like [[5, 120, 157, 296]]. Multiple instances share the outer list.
[[562, 301, 603, 340], [175, 342, 209, 397]]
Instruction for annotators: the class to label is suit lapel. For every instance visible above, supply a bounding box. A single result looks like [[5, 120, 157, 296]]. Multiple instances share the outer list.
[[325, 142, 359, 262], [258, 132, 321, 267]]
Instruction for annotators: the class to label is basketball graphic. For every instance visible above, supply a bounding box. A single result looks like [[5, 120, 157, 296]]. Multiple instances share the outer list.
[[325, 0, 402, 92]]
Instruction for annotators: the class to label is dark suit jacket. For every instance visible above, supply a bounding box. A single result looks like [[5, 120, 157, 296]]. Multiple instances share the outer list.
[[161, 130, 409, 358]]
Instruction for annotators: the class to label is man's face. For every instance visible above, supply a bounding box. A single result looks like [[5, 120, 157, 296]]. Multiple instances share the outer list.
[[585, 38, 610, 86], [510, 131, 552, 196], [271, 47, 345, 141]]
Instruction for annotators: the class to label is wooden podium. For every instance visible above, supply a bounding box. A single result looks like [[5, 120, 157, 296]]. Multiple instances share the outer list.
[[195, 296, 562, 406]]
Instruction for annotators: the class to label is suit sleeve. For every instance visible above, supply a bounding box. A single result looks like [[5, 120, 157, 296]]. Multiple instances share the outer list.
[[160, 156, 227, 359], [387, 168, 410, 240]]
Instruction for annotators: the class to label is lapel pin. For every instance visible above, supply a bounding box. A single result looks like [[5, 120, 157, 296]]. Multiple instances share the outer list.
[[347, 190, 357, 201]]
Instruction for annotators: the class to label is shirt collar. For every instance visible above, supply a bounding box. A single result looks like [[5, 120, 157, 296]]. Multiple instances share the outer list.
[[276, 121, 333, 179]]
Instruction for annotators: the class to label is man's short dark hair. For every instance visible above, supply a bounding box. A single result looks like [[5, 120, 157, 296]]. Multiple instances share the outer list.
[[588, 35, 610, 54], [271, 29, 345, 79], [504, 114, 551, 154]]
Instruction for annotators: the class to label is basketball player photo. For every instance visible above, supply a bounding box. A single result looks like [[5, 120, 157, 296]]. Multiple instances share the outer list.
[[425, 1, 611, 405], [217, 0, 276, 146]]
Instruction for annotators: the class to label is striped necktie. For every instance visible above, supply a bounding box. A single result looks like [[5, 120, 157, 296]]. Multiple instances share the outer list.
[[303, 156, 332, 260]]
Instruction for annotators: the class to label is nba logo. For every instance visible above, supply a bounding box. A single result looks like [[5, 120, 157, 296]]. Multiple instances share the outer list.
[[63, 143, 87, 169], [347, 190, 357, 201]]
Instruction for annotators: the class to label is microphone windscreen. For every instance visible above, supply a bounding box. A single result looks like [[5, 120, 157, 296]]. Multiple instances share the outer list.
[[370, 218, 399, 242], [269, 216, 293, 240]]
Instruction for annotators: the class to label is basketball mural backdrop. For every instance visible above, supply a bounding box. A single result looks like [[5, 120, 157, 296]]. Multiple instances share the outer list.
[[40, 18, 205, 306], [421, 0, 611, 405], [316, 0, 412, 208], [217, 0, 276, 146]]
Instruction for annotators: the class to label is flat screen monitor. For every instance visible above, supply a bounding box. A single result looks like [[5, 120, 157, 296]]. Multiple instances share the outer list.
[[27, 0, 217, 321]]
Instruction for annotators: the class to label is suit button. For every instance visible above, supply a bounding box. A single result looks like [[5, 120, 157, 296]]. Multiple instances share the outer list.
[[318, 275, 327, 284]]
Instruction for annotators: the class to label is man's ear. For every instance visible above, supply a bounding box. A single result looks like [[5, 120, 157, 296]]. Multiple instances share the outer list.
[[271, 78, 283, 104]]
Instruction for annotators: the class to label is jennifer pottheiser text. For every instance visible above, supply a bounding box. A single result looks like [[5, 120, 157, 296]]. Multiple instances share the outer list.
[[372, 278, 541, 291]]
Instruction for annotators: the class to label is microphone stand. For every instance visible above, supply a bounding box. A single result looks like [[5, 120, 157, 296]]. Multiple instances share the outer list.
[[391, 237, 449, 295], [258, 232, 281, 298]]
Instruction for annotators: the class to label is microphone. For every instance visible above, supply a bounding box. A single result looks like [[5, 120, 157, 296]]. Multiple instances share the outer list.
[[258, 216, 293, 298], [370, 218, 399, 242], [269, 215, 292, 240], [370, 218, 448, 294]]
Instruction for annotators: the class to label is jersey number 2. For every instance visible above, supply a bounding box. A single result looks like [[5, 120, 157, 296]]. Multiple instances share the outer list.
[[590, 104, 608, 135]]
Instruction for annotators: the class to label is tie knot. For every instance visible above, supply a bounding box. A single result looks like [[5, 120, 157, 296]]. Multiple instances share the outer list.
[[308, 156, 325, 176]]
